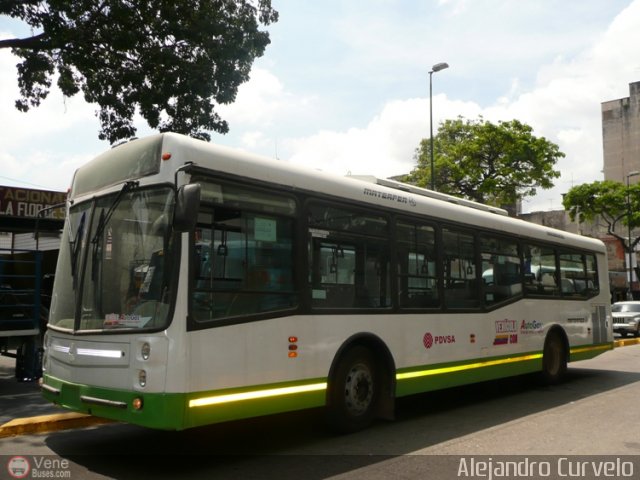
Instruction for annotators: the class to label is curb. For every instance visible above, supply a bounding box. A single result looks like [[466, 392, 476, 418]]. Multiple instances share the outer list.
[[0, 412, 113, 438], [614, 338, 640, 348]]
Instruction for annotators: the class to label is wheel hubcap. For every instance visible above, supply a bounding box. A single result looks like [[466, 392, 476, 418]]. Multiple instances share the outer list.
[[344, 363, 373, 415]]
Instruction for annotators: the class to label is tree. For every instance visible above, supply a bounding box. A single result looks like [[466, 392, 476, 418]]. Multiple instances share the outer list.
[[405, 117, 563, 208], [0, 0, 278, 143], [562, 180, 640, 252]]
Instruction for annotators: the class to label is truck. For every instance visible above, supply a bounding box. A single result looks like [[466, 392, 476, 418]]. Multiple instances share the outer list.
[[0, 248, 49, 381]]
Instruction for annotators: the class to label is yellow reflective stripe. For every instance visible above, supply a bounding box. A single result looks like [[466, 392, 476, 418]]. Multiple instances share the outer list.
[[570, 344, 612, 354], [396, 353, 543, 381], [189, 382, 327, 408], [189, 344, 612, 408]]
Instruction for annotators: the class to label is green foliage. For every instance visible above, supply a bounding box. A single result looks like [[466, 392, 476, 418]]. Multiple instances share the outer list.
[[562, 180, 640, 249], [0, 0, 278, 143], [405, 117, 563, 207]]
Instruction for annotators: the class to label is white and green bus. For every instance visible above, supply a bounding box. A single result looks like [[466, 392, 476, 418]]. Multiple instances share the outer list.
[[41, 133, 613, 432]]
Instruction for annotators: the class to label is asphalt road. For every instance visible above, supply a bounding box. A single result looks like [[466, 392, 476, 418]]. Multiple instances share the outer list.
[[1, 343, 640, 479], [0, 354, 62, 425]]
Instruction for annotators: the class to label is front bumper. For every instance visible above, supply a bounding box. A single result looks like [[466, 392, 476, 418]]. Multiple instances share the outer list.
[[613, 322, 639, 336]]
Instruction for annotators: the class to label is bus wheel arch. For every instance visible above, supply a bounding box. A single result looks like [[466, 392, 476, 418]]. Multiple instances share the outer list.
[[325, 334, 396, 433], [541, 326, 569, 385]]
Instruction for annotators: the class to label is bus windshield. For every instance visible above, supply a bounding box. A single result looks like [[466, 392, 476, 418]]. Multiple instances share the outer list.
[[49, 185, 176, 332]]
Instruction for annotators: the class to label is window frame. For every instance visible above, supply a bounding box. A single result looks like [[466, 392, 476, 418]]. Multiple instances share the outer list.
[[307, 199, 392, 312], [395, 217, 441, 311], [187, 176, 299, 330], [479, 233, 524, 308], [184, 171, 604, 331]]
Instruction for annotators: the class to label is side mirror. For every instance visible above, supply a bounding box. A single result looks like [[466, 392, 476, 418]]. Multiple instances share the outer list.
[[173, 184, 201, 232]]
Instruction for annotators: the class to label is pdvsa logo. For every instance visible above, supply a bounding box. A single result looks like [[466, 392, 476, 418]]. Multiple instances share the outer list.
[[7, 456, 30, 479], [423, 332, 456, 349]]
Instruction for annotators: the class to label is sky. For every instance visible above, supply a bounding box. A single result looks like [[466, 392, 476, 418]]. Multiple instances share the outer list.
[[1, 0, 640, 213]]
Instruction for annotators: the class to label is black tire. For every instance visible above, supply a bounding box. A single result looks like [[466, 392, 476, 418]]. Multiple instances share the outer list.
[[15, 338, 40, 382], [541, 331, 567, 385], [326, 346, 379, 433]]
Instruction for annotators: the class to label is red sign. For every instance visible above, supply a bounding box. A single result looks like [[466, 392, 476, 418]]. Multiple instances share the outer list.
[[0, 187, 66, 220]]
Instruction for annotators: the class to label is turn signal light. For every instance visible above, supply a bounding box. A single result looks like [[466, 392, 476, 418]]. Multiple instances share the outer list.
[[132, 397, 144, 410]]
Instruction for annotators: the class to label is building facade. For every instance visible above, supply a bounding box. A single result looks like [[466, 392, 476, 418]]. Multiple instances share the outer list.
[[602, 81, 640, 183], [601, 81, 640, 298]]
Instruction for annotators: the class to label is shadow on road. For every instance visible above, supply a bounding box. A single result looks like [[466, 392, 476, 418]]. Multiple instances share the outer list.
[[0, 356, 63, 425], [41, 362, 640, 479]]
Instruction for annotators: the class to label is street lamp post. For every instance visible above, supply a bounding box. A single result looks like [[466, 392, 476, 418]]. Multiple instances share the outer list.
[[626, 170, 640, 299], [429, 62, 449, 191]]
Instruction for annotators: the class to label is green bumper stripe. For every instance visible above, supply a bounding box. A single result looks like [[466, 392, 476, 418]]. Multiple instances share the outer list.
[[395, 342, 613, 397], [395, 351, 542, 397], [41, 374, 328, 430], [185, 379, 327, 429], [188, 382, 327, 407], [396, 352, 543, 381], [41, 374, 186, 430], [569, 342, 614, 361]]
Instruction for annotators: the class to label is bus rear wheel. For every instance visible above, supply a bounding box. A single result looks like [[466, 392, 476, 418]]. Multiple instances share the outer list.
[[327, 346, 379, 433], [541, 331, 567, 385]]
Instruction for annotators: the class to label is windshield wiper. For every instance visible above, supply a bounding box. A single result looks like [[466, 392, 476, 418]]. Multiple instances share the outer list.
[[91, 181, 139, 246], [70, 211, 86, 289], [91, 181, 139, 285]]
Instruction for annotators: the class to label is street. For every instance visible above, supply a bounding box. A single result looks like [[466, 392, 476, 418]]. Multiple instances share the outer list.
[[1, 343, 640, 479]]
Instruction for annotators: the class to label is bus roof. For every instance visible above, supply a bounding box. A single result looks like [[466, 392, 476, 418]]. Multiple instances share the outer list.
[[73, 133, 606, 254]]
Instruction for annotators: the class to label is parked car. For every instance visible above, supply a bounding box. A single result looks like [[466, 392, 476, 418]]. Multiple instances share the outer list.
[[611, 301, 640, 337]]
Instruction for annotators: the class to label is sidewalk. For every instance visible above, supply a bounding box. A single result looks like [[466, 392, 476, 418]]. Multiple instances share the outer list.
[[0, 354, 110, 437], [0, 354, 62, 424]]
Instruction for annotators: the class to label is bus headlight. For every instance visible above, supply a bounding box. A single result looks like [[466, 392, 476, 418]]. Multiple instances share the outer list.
[[141, 342, 151, 360], [139, 370, 147, 387]]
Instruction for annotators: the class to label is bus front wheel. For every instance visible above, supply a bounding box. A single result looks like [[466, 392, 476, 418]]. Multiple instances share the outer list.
[[541, 331, 567, 385], [327, 346, 379, 433]]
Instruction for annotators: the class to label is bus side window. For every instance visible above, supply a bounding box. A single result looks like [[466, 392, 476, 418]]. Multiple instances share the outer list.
[[585, 254, 600, 296], [310, 240, 355, 307], [190, 180, 298, 322], [442, 228, 479, 309], [396, 220, 439, 309], [480, 235, 521, 306], [308, 202, 390, 310], [559, 252, 600, 298], [523, 244, 559, 297]]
